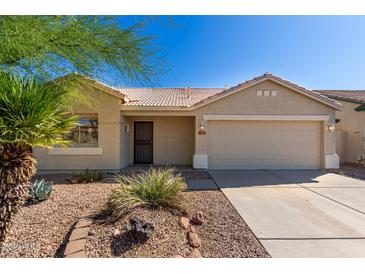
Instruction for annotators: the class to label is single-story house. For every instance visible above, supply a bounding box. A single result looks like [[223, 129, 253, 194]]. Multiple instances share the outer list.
[[317, 90, 365, 164], [34, 73, 343, 172]]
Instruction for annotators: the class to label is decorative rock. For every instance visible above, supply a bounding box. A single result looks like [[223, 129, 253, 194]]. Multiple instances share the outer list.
[[64, 239, 86, 256], [187, 231, 201, 248], [188, 248, 202, 258], [69, 227, 90, 241], [191, 211, 204, 225], [189, 226, 196, 233], [65, 250, 87, 258], [76, 218, 93, 228], [113, 228, 120, 237], [80, 210, 96, 218], [171, 254, 184, 258], [129, 217, 155, 243], [88, 228, 96, 236], [178, 217, 190, 230]]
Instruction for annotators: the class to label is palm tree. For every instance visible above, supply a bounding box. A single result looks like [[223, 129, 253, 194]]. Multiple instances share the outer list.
[[0, 72, 77, 241]]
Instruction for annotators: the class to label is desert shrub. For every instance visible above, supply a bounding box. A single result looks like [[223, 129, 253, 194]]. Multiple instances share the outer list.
[[106, 168, 187, 221], [71, 169, 103, 183]]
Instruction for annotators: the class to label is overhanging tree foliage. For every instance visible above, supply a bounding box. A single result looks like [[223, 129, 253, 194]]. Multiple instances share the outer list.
[[0, 16, 159, 83], [0, 16, 162, 243]]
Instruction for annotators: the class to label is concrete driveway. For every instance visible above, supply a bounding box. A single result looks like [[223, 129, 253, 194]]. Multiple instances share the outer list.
[[209, 170, 365, 257]]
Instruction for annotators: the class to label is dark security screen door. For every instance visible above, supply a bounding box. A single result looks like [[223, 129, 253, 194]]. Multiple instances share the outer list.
[[134, 122, 153, 164]]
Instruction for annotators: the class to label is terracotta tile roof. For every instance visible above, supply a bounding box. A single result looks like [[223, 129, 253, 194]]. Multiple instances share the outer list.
[[120, 87, 226, 107], [119, 73, 342, 110], [316, 90, 365, 105]]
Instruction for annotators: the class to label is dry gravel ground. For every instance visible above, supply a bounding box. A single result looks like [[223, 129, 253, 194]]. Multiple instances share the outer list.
[[86, 190, 269, 258], [0, 180, 268, 258], [333, 163, 365, 181], [0, 183, 116, 258]]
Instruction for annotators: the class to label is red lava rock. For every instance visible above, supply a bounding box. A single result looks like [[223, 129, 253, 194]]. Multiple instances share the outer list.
[[178, 217, 190, 230], [188, 248, 202, 258], [191, 211, 204, 225], [187, 231, 201, 248]]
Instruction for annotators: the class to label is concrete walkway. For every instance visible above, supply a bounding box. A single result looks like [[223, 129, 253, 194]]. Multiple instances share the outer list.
[[209, 170, 365, 257]]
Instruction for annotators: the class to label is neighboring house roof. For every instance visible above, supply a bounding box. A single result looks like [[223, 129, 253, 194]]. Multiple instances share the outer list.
[[316, 90, 365, 112], [119, 73, 343, 110], [316, 90, 365, 105]]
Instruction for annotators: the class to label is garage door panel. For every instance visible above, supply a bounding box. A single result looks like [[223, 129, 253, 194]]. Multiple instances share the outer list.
[[208, 121, 321, 170]]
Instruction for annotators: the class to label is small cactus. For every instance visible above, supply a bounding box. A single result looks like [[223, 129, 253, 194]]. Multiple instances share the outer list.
[[29, 179, 53, 202]]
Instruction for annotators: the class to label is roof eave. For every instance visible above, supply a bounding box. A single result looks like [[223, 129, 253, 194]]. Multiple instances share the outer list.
[[59, 73, 129, 101], [319, 95, 365, 106], [189, 74, 343, 111], [120, 105, 192, 111]]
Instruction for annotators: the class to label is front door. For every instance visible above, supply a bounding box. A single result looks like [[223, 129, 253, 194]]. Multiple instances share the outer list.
[[134, 121, 153, 164]]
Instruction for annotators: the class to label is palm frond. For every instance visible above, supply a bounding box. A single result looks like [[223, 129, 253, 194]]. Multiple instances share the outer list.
[[0, 71, 77, 147]]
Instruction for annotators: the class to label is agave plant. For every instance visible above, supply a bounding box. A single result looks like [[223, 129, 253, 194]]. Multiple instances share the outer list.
[[0, 72, 77, 242], [29, 179, 53, 202]]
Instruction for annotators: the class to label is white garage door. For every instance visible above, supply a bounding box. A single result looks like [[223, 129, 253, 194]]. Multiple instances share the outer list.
[[208, 120, 321, 170]]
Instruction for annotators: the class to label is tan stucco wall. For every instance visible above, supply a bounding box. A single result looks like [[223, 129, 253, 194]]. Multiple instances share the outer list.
[[121, 116, 195, 166], [334, 100, 365, 163], [35, 79, 337, 171], [193, 80, 336, 164], [121, 80, 337, 169], [34, 86, 122, 171], [120, 114, 130, 168]]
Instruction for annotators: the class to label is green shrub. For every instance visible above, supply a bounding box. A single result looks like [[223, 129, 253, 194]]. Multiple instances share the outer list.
[[106, 168, 187, 221], [28, 179, 53, 202], [71, 169, 103, 183]]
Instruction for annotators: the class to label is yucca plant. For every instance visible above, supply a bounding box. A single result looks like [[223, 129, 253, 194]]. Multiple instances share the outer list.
[[0, 72, 77, 242], [106, 168, 187, 222]]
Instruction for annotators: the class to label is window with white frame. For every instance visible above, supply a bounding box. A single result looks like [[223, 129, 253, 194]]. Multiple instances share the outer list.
[[65, 114, 98, 147]]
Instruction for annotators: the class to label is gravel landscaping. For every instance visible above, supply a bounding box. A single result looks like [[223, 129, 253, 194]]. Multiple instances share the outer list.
[[0, 183, 116, 258], [86, 190, 269, 258], [333, 163, 365, 181], [0, 172, 268, 258]]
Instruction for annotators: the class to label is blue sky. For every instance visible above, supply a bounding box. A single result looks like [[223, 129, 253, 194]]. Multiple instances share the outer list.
[[116, 16, 365, 90]]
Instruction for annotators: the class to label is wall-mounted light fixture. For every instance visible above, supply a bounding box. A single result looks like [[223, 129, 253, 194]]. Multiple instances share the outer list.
[[125, 122, 130, 133], [327, 123, 335, 132], [198, 122, 206, 135]]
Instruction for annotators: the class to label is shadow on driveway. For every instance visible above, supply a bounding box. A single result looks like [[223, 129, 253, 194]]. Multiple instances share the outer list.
[[209, 170, 327, 188]]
